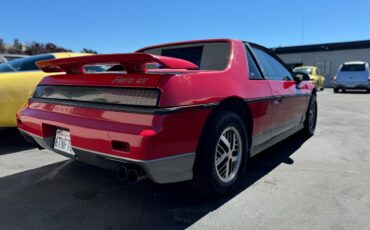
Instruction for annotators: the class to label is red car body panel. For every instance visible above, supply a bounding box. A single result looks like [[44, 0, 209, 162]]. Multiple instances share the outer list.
[[18, 105, 209, 160], [17, 39, 315, 183]]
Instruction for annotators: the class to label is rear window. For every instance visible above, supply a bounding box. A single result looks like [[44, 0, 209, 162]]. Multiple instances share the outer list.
[[341, 64, 365, 72], [0, 54, 54, 73], [294, 67, 312, 75], [141, 42, 230, 71]]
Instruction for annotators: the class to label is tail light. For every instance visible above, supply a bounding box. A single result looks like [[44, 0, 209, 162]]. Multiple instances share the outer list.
[[33, 86, 160, 107]]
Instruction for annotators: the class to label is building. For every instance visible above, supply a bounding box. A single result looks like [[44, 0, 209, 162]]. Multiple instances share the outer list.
[[273, 40, 370, 87]]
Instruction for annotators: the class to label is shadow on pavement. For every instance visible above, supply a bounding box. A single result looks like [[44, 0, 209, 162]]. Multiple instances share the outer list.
[[0, 134, 308, 230], [0, 128, 34, 155]]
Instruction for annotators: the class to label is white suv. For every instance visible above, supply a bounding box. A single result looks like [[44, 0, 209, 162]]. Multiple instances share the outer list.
[[334, 61, 370, 93]]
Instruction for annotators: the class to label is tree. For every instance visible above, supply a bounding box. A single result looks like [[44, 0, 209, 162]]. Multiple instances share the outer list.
[[0, 39, 6, 53], [45, 42, 71, 53], [8, 39, 24, 54], [0, 37, 98, 55], [25, 42, 45, 55], [25, 41, 72, 55], [81, 48, 98, 54]]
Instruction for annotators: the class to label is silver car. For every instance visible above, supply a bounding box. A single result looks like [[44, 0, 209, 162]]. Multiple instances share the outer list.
[[334, 61, 370, 93]]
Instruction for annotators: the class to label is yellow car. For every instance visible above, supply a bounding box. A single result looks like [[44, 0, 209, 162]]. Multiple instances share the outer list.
[[0, 53, 91, 127], [293, 66, 325, 90]]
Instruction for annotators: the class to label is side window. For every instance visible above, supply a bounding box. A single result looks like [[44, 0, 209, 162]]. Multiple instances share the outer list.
[[251, 47, 293, 81], [245, 46, 263, 80]]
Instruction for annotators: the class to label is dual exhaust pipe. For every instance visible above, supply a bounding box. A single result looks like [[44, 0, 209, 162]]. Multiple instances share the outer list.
[[117, 164, 148, 185]]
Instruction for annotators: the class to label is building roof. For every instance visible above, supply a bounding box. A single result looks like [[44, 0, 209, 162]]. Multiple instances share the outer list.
[[272, 40, 370, 54]]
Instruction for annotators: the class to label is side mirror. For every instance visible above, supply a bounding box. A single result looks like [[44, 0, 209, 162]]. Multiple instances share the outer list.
[[293, 72, 310, 83]]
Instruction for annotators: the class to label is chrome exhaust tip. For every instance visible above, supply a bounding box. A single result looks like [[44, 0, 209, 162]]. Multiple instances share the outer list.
[[127, 168, 148, 185]]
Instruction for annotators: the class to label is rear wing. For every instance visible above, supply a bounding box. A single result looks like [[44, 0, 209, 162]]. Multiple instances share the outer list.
[[36, 53, 199, 74]]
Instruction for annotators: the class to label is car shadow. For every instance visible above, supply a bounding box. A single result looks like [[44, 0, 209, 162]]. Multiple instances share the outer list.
[[0, 133, 309, 230], [0, 128, 34, 155]]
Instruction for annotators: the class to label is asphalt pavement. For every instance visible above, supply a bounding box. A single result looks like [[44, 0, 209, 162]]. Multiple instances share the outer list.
[[0, 90, 369, 230]]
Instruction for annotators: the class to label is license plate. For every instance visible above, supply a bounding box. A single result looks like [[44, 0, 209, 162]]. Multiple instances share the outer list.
[[54, 129, 75, 156]]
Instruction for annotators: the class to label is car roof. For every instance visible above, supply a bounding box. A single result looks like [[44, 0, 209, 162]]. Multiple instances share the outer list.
[[52, 52, 92, 58], [136, 38, 236, 52], [343, 61, 368, 65], [294, 66, 316, 69]]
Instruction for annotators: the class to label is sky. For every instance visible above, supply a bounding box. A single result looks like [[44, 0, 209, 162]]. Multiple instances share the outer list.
[[1, 0, 370, 53]]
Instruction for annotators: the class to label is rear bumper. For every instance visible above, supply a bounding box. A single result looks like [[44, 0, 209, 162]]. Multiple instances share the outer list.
[[334, 82, 370, 89], [17, 103, 212, 183], [19, 128, 195, 183]]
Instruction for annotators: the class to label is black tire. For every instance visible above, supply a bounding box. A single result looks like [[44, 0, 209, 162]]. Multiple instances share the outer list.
[[302, 94, 317, 137], [333, 88, 339, 93], [192, 111, 249, 196], [367, 89, 370, 93]]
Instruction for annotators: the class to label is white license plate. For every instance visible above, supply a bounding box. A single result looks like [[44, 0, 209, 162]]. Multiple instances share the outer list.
[[54, 129, 75, 156]]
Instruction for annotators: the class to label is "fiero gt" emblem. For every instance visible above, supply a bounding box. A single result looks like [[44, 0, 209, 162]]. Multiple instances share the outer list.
[[112, 76, 149, 84]]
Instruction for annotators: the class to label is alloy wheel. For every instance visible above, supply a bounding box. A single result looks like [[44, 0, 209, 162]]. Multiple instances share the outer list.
[[214, 126, 242, 183]]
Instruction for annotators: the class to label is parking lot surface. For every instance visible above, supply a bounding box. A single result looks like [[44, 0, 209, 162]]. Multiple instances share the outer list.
[[0, 90, 369, 230]]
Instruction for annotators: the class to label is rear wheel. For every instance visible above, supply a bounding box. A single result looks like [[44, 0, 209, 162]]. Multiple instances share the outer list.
[[192, 111, 248, 196], [302, 94, 317, 137]]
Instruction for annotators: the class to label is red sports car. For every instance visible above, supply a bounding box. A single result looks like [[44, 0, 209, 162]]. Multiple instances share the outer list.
[[17, 39, 317, 195]]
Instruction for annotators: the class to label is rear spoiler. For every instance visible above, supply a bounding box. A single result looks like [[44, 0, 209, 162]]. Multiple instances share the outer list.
[[36, 53, 199, 74]]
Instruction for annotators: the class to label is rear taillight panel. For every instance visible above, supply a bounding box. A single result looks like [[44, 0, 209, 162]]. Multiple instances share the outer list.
[[33, 85, 160, 107]]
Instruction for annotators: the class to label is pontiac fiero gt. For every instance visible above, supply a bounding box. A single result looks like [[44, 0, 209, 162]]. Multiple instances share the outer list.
[[17, 39, 317, 195]]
